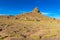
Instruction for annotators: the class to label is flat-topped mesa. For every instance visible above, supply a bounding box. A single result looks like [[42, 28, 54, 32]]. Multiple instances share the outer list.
[[32, 7, 41, 14]]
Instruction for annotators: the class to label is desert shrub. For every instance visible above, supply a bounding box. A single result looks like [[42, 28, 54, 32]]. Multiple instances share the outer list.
[[30, 35, 40, 40], [0, 28, 2, 31], [21, 34, 27, 38], [15, 17, 19, 20], [7, 16, 10, 19], [35, 18, 40, 21], [53, 18, 56, 20], [0, 35, 1, 37], [0, 38, 3, 40], [0, 35, 5, 40], [7, 24, 11, 27], [1, 36, 8, 39], [1, 24, 6, 26]]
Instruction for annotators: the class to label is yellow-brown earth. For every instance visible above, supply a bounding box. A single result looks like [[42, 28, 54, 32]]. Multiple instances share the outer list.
[[0, 8, 60, 40]]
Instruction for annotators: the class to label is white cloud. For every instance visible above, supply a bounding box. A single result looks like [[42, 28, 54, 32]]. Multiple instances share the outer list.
[[41, 12, 60, 19], [41, 12, 50, 15], [0, 14, 9, 15], [51, 15, 60, 19]]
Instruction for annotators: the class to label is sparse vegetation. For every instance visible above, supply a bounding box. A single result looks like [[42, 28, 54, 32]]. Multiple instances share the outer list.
[[0, 8, 60, 40]]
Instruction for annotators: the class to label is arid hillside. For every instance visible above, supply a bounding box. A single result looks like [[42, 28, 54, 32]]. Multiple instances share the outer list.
[[0, 8, 60, 40]]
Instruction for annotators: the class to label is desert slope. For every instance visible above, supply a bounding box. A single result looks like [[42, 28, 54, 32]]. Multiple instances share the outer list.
[[0, 8, 60, 40]]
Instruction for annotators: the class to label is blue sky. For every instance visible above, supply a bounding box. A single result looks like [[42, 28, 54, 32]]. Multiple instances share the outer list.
[[0, 0, 60, 19]]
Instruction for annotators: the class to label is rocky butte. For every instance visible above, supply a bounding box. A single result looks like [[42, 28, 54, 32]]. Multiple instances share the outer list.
[[0, 8, 60, 40]]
